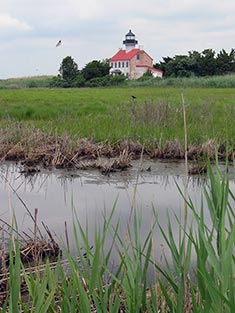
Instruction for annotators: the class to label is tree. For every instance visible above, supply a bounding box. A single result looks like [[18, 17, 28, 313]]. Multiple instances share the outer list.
[[198, 49, 216, 76], [81, 60, 110, 81], [157, 49, 221, 77], [188, 50, 201, 76], [216, 49, 235, 75], [154, 56, 173, 74], [59, 56, 79, 82], [158, 55, 196, 77]]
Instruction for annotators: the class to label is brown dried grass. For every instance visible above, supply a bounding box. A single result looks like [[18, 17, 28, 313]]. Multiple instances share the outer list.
[[0, 124, 233, 172]]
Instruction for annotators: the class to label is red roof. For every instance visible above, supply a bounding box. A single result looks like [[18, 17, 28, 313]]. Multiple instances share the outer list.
[[110, 49, 140, 61], [136, 65, 163, 73]]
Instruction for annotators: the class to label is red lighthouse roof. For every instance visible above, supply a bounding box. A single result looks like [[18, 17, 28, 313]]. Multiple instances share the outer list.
[[110, 48, 140, 61]]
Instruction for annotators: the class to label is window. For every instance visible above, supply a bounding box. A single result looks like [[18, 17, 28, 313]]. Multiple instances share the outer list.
[[110, 63, 113, 68], [115, 62, 117, 68], [122, 62, 124, 67], [136, 54, 140, 60], [118, 62, 121, 67], [126, 62, 128, 67]]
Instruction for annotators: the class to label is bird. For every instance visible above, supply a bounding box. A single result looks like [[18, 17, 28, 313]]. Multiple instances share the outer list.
[[56, 40, 62, 47], [131, 95, 137, 100]]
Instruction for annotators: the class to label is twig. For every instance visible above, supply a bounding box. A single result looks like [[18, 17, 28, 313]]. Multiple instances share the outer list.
[[0, 218, 26, 242], [0, 173, 43, 239]]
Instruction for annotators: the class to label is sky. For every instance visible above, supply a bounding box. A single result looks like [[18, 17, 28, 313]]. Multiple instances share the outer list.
[[1, 0, 235, 78]]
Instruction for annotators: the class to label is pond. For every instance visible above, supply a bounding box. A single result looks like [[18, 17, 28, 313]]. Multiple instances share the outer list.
[[0, 159, 233, 263]]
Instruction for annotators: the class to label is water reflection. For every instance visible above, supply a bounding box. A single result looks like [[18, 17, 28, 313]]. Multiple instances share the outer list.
[[0, 159, 233, 263]]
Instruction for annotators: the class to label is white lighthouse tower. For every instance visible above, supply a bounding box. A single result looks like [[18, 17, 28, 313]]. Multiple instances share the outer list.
[[123, 29, 138, 52]]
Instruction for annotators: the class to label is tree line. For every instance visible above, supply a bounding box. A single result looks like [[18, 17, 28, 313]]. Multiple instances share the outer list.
[[51, 48, 235, 88], [50, 56, 126, 88], [154, 48, 235, 77]]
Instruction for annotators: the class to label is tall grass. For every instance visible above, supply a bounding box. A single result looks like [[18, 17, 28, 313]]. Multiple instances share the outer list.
[[1, 74, 235, 89], [0, 76, 53, 89], [0, 87, 235, 149], [127, 74, 235, 88], [1, 161, 235, 311]]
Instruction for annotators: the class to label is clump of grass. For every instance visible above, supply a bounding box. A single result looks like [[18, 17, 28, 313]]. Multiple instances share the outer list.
[[129, 100, 177, 129], [154, 160, 235, 312]]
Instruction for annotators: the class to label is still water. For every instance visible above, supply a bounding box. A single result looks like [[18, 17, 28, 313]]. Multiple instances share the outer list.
[[0, 159, 233, 260]]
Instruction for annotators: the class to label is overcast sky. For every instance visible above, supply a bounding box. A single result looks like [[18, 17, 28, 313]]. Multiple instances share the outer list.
[[1, 0, 235, 78]]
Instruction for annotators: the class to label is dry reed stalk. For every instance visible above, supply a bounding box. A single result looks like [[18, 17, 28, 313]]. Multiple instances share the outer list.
[[181, 93, 188, 226], [33, 208, 38, 263], [182, 93, 192, 312], [124, 145, 144, 245], [2, 173, 44, 239], [128, 145, 144, 225]]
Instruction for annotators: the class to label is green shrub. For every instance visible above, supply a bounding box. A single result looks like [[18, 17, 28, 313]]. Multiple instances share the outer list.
[[108, 74, 126, 86], [71, 75, 85, 87], [84, 76, 109, 87]]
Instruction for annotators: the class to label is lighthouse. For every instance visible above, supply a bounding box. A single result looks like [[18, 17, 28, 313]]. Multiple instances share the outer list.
[[123, 29, 138, 52], [109, 30, 163, 79]]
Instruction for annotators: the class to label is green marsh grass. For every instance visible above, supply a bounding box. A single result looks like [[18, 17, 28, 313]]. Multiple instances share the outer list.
[[0, 87, 235, 149], [2, 161, 235, 312], [128, 74, 235, 88], [1, 74, 235, 89], [0, 76, 53, 89]]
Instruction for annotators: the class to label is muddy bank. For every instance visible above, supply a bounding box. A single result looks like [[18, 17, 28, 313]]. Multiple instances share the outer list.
[[0, 126, 233, 173]]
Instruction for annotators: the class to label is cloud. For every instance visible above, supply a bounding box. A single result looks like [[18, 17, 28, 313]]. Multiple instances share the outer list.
[[0, 13, 32, 32], [1, 0, 235, 78]]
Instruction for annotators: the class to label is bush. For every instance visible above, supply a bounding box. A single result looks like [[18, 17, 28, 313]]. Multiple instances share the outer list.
[[84, 75, 126, 87], [50, 75, 87, 88], [71, 75, 86, 87], [84, 76, 109, 87], [108, 75, 126, 86]]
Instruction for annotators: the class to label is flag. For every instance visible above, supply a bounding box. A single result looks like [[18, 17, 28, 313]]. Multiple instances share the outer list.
[[56, 40, 61, 47]]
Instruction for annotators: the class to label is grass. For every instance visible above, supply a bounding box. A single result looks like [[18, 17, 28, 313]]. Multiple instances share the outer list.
[[1, 74, 235, 89], [1, 76, 235, 311], [1, 160, 235, 312], [0, 76, 53, 89], [0, 87, 235, 150], [128, 74, 235, 88]]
